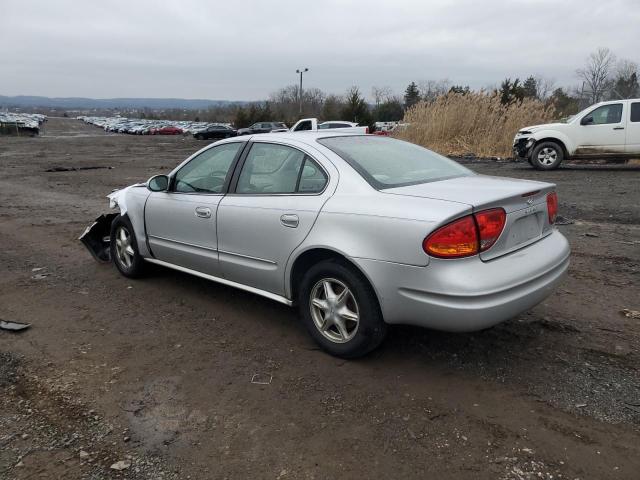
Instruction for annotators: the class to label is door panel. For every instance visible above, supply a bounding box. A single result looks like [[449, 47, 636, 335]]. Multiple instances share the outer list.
[[575, 103, 626, 155], [216, 141, 332, 296], [145, 193, 223, 275], [217, 195, 327, 294], [626, 102, 640, 154], [144, 141, 244, 275]]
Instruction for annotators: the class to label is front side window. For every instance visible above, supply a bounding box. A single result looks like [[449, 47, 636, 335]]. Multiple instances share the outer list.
[[236, 143, 326, 194], [174, 142, 242, 193], [588, 104, 623, 124], [318, 136, 472, 189]]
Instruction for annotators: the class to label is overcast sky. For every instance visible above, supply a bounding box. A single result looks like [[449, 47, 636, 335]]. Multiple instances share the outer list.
[[2, 0, 639, 101]]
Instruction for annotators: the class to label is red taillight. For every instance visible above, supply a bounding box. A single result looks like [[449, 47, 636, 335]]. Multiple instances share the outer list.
[[547, 192, 558, 224], [475, 208, 506, 252], [365, 126, 369, 134], [423, 216, 478, 258], [423, 208, 506, 259]]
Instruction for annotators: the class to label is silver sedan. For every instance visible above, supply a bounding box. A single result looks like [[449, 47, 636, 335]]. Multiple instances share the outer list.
[[81, 132, 570, 358]]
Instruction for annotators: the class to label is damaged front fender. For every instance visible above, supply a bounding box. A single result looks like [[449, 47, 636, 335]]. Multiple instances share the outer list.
[[80, 183, 150, 262], [79, 213, 119, 262]]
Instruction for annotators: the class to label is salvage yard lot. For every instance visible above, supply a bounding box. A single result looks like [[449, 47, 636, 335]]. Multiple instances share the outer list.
[[1, 117, 639, 479]]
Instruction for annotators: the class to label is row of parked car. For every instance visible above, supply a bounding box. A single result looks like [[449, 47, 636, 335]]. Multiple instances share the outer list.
[[0, 112, 47, 134], [77, 116, 372, 140], [78, 116, 232, 136]]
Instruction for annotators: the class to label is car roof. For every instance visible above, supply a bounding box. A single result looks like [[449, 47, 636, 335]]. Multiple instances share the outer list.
[[257, 130, 367, 143]]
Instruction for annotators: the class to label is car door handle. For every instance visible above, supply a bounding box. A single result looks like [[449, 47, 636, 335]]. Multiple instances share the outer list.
[[613, 126, 624, 130], [195, 207, 212, 218], [280, 214, 299, 228]]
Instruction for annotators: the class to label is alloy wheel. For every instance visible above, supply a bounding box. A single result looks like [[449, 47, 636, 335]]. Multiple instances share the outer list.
[[537, 147, 557, 166], [114, 226, 135, 268], [309, 278, 360, 343]]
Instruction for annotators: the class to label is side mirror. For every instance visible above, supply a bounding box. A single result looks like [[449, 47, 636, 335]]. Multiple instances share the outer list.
[[581, 115, 594, 126], [147, 174, 169, 192]]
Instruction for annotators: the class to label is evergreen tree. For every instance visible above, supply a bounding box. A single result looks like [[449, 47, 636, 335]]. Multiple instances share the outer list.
[[341, 86, 371, 125], [403, 82, 421, 110], [522, 76, 538, 99], [374, 98, 404, 122], [449, 85, 471, 95], [549, 88, 580, 118], [499, 78, 525, 104]]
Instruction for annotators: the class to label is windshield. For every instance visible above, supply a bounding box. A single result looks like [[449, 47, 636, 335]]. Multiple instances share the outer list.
[[317, 136, 473, 189]]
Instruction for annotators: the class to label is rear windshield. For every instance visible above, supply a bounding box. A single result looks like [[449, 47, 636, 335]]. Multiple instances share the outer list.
[[317, 136, 472, 189]]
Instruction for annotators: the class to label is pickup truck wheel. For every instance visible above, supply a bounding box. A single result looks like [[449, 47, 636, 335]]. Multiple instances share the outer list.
[[530, 141, 563, 170], [299, 260, 387, 358], [110, 215, 146, 278]]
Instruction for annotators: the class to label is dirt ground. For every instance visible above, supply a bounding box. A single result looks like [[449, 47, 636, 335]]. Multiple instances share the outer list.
[[1, 117, 639, 480]]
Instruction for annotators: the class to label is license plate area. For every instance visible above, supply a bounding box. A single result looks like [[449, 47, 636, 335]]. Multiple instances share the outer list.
[[480, 204, 547, 261], [508, 212, 543, 246]]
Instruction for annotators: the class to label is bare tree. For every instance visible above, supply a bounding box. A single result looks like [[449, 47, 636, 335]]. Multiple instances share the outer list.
[[418, 79, 451, 102], [533, 75, 556, 100], [576, 47, 616, 103], [616, 59, 639, 79], [268, 85, 326, 122], [371, 86, 393, 108], [609, 59, 639, 99]]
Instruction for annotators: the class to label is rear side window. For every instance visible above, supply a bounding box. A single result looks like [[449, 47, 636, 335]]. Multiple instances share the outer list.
[[236, 143, 327, 194], [298, 158, 328, 193], [631, 103, 640, 122], [318, 136, 472, 189]]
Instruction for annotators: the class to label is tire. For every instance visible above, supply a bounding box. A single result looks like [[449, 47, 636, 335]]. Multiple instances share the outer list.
[[299, 260, 387, 358], [110, 215, 146, 278], [530, 141, 563, 170]]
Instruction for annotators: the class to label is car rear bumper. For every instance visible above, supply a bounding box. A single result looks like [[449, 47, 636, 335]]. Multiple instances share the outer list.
[[353, 230, 570, 332]]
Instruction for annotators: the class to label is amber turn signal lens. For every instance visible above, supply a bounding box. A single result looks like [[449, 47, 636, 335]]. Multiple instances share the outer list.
[[423, 215, 479, 258]]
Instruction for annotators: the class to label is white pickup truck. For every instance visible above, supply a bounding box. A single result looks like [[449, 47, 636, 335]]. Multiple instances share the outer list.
[[513, 98, 640, 170], [289, 118, 369, 134]]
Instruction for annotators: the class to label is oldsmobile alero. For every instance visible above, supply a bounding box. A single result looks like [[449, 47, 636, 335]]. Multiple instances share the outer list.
[[81, 132, 570, 357]]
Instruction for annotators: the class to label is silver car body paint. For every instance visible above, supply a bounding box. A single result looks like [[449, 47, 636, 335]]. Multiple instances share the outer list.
[[107, 184, 152, 257], [101, 131, 570, 332]]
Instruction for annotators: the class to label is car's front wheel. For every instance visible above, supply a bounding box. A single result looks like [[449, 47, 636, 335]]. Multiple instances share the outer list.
[[299, 260, 387, 358], [110, 215, 145, 278], [530, 141, 563, 170]]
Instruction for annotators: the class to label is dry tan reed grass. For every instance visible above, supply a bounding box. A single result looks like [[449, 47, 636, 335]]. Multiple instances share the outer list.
[[394, 92, 557, 158]]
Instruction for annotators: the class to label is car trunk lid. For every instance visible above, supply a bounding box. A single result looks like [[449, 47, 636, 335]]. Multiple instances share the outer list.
[[383, 175, 556, 261]]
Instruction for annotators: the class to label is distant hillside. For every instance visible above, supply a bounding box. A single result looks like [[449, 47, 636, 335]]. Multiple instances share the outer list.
[[0, 95, 247, 110]]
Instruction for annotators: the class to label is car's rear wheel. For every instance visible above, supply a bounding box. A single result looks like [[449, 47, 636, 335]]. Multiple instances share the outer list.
[[110, 215, 145, 278], [530, 141, 563, 170], [299, 260, 387, 358]]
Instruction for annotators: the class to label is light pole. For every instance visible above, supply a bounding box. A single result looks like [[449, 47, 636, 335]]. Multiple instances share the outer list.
[[296, 68, 308, 116]]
